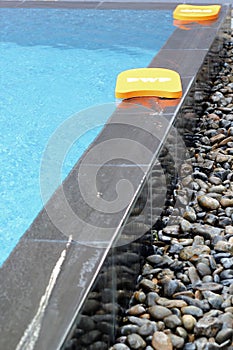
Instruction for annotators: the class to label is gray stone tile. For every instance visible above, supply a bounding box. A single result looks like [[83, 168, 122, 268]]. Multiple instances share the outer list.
[[149, 49, 208, 77], [0, 1, 100, 8], [163, 27, 218, 50], [0, 239, 106, 350]]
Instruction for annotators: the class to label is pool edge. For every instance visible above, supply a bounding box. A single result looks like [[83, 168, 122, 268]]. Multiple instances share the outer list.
[[0, 3, 231, 350]]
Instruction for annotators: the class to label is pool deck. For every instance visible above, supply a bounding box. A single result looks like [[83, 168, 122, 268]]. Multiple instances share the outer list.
[[0, 2, 231, 350]]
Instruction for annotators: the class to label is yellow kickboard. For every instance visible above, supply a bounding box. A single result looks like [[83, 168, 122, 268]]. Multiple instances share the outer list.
[[115, 68, 182, 99], [173, 4, 221, 21]]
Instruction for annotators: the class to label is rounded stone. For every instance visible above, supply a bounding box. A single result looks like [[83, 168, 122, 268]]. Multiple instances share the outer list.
[[194, 316, 222, 337], [169, 334, 184, 349], [220, 196, 233, 207], [156, 297, 187, 309], [194, 337, 208, 350], [202, 275, 213, 283], [179, 245, 210, 260], [215, 328, 233, 344], [127, 317, 150, 327], [208, 185, 225, 193], [194, 282, 223, 292], [183, 207, 197, 222], [176, 326, 188, 339], [133, 291, 147, 303], [181, 306, 203, 318], [197, 195, 220, 210], [214, 241, 233, 253], [127, 334, 146, 349], [196, 262, 212, 277], [221, 257, 233, 269], [138, 322, 157, 337], [163, 279, 179, 297], [148, 305, 172, 320], [139, 279, 158, 292], [121, 325, 140, 336], [151, 331, 173, 350], [220, 269, 233, 279], [182, 315, 196, 331], [164, 314, 182, 328], [146, 292, 159, 307], [180, 219, 192, 232], [202, 291, 223, 309], [126, 305, 146, 316], [209, 176, 222, 185]]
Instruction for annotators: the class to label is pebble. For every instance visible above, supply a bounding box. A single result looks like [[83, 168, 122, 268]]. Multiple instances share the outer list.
[[182, 315, 196, 331], [209, 176, 222, 185], [180, 218, 192, 232], [155, 298, 187, 308], [194, 337, 208, 349], [121, 325, 140, 336], [183, 207, 197, 222], [220, 196, 233, 207], [139, 279, 158, 292], [164, 314, 182, 328], [209, 133, 225, 144], [198, 195, 220, 210], [194, 316, 222, 337], [146, 292, 159, 307], [214, 241, 233, 254], [162, 278, 179, 297], [163, 225, 180, 236], [127, 334, 146, 349], [148, 305, 172, 320], [202, 291, 223, 309], [204, 213, 218, 225], [126, 305, 146, 316], [147, 254, 173, 267], [215, 328, 233, 344], [188, 266, 201, 286], [181, 306, 203, 318], [151, 332, 173, 350], [169, 334, 184, 349], [196, 262, 212, 277], [221, 257, 233, 268], [192, 223, 223, 239], [208, 185, 226, 194], [194, 282, 223, 292], [179, 245, 210, 260], [176, 326, 188, 339], [138, 322, 157, 337], [133, 291, 147, 303]]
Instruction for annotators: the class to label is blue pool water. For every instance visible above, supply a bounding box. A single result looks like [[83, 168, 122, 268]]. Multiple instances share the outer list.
[[0, 8, 174, 265]]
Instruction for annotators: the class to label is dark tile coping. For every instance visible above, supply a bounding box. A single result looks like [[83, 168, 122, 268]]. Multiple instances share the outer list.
[[0, 3, 231, 350], [0, 1, 229, 9]]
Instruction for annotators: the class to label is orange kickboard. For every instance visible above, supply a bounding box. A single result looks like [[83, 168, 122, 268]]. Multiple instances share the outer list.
[[173, 4, 221, 21], [115, 68, 182, 99]]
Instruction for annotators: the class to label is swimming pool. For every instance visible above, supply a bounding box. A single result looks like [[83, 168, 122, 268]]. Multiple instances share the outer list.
[[0, 8, 175, 266]]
